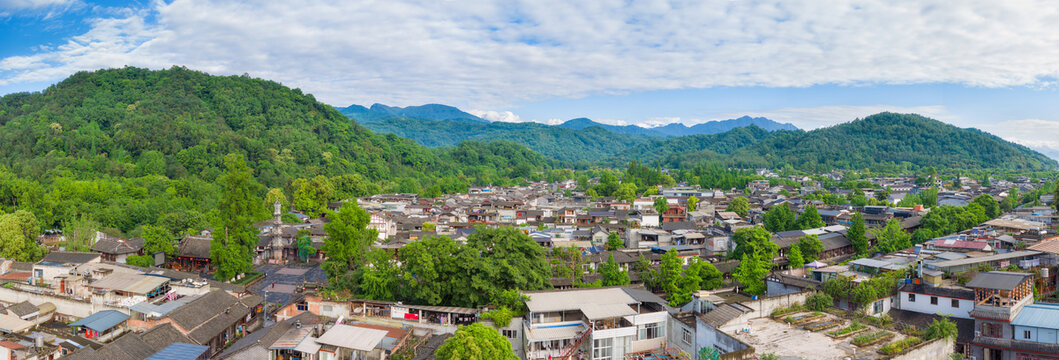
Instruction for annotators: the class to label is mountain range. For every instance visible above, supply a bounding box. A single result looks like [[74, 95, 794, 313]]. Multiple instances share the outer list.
[[556, 116, 798, 137]]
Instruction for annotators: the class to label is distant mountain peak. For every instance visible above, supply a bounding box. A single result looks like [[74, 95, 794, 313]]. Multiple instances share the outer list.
[[338, 103, 486, 122]]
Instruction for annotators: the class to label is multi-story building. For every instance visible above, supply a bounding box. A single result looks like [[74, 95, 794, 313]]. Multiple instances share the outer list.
[[521, 287, 671, 360], [965, 271, 1059, 360]]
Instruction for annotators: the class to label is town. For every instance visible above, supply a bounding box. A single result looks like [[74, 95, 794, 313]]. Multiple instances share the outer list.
[[0, 168, 1053, 360]]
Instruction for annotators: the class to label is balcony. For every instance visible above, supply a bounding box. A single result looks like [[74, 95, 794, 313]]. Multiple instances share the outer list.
[[969, 295, 1032, 322]]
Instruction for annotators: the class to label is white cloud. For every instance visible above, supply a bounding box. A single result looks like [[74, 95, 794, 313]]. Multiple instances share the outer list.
[[974, 118, 1059, 160], [468, 109, 522, 123], [639, 117, 683, 128], [2, 1, 1059, 108], [720, 105, 954, 130]]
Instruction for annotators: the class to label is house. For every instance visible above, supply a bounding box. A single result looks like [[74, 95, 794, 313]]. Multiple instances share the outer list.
[[69, 310, 130, 342], [965, 271, 1054, 360], [175, 234, 213, 272], [62, 322, 193, 360], [895, 283, 975, 319], [31, 252, 101, 288], [315, 324, 390, 360], [162, 290, 264, 357], [215, 311, 320, 360], [91, 235, 145, 262], [521, 287, 672, 360]]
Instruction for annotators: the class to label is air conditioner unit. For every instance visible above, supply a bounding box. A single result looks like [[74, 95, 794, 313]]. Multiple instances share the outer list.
[[975, 331, 981, 337]]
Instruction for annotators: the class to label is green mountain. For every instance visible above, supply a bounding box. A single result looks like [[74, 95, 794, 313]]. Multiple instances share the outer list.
[[357, 117, 645, 162], [634, 113, 1057, 171], [558, 116, 797, 136], [0, 67, 549, 232]]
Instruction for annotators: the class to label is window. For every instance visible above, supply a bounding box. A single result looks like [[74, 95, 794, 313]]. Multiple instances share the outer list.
[[638, 322, 664, 340], [1024, 330, 1032, 339], [322, 305, 333, 312], [951, 299, 960, 308], [873, 299, 884, 314], [908, 293, 915, 302], [930, 296, 938, 305], [982, 322, 1003, 338], [593, 338, 613, 360], [682, 328, 692, 345], [296, 302, 308, 311], [502, 330, 517, 339]]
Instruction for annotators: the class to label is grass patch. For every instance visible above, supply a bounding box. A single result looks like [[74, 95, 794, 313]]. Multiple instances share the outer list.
[[771, 303, 805, 318], [828, 321, 867, 337], [231, 272, 264, 285]]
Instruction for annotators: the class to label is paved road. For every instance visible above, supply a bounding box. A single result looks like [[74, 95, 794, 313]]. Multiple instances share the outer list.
[[250, 264, 329, 305]]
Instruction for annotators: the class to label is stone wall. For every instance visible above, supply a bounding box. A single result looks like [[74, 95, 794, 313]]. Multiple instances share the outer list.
[[721, 291, 812, 331]]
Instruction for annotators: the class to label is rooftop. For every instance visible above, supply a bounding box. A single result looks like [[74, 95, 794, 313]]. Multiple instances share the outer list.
[[524, 287, 638, 313], [966, 271, 1033, 291]]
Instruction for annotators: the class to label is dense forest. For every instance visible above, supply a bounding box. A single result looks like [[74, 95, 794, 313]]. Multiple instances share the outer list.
[[0, 67, 552, 236]]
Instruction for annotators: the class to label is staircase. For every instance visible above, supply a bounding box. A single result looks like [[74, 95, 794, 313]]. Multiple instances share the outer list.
[[557, 327, 593, 360]]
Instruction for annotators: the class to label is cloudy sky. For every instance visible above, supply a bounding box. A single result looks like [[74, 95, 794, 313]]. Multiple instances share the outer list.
[[3, 0, 1059, 158]]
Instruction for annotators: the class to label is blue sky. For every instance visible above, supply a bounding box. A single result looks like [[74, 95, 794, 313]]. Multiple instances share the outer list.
[[2, 0, 1059, 158]]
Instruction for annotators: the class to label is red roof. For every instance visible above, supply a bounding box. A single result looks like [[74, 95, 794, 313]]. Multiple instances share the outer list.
[[932, 239, 990, 250], [0, 272, 31, 282], [349, 323, 409, 339], [0, 341, 25, 350]]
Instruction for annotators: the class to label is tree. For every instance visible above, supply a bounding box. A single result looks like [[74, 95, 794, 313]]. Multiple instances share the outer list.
[[787, 245, 804, 269], [798, 234, 824, 263], [634, 254, 659, 291], [795, 204, 825, 230], [700, 262, 724, 290], [726, 197, 749, 218], [659, 248, 683, 296], [687, 195, 699, 212], [210, 154, 263, 282], [357, 248, 400, 300], [925, 315, 958, 340], [141, 224, 177, 257], [62, 215, 98, 252], [763, 205, 796, 232], [974, 194, 1000, 219], [125, 255, 154, 268], [849, 212, 869, 255], [615, 183, 637, 203], [606, 232, 624, 250], [599, 254, 630, 286], [452, 226, 550, 307], [292, 176, 336, 218], [0, 210, 43, 262], [872, 219, 912, 253], [322, 200, 378, 285], [585, 188, 599, 200], [805, 291, 833, 311], [296, 232, 316, 262], [435, 323, 516, 360], [264, 188, 288, 212], [729, 226, 778, 262], [654, 196, 669, 216], [734, 253, 769, 296]]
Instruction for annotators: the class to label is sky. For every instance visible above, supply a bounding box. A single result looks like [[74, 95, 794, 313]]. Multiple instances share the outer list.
[[2, 0, 1059, 158]]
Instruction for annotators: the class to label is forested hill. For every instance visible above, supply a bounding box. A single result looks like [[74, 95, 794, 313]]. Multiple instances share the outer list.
[[629, 113, 1057, 171], [353, 116, 645, 162], [0, 67, 550, 233]]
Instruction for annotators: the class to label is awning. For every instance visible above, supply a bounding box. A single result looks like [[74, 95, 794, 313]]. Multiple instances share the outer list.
[[316, 324, 388, 351], [0, 313, 31, 333], [69, 310, 129, 332]]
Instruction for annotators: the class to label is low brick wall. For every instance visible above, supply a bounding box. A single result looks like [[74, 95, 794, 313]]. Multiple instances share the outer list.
[[0, 285, 127, 318], [889, 337, 954, 360]]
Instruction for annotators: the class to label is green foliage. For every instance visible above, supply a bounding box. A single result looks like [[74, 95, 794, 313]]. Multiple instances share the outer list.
[[296, 235, 315, 262], [787, 246, 804, 269], [62, 215, 98, 252], [925, 315, 958, 340], [634, 254, 658, 291], [435, 323, 516, 360], [0, 210, 43, 261], [292, 176, 335, 218], [763, 205, 796, 232], [921, 205, 990, 237], [879, 336, 922, 355], [726, 197, 749, 218], [848, 212, 869, 255], [654, 197, 669, 216], [734, 253, 770, 296], [872, 219, 912, 253], [125, 254, 154, 268], [210, 154, 263, 281], [614, 183, 638, 203], [729, 226, 778, 261], [687, 195, 699, 212], [606, 232, 624, 250], [141, 224, 176, 257], [805, 292, 833, 311], [974, 194, 1000, 218], [264, 188, 288, 211], [322, 200, 378, 282], [481, 307, 516, 327], [798, 234, 824, 263], [659, 248, 683, 296], [796, 204, 826, 230], [599, 254, 630, 287]]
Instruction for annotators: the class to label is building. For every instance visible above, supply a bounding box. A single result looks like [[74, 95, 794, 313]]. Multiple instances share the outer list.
[[521, 287, 671, 360], [896, 283, 975, 319], [965, 271, 1049, 360]]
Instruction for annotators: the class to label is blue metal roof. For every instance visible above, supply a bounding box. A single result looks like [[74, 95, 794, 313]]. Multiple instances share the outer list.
[[1013, 303, 1059, 329], [146, 343, 209, 360], [69, 310, 129, 332]]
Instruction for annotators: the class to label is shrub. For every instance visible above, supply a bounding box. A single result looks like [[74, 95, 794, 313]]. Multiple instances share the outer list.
[[481, 307, 516, 328], [925, 315, 958, 340], [805, 292, 833, 311]]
